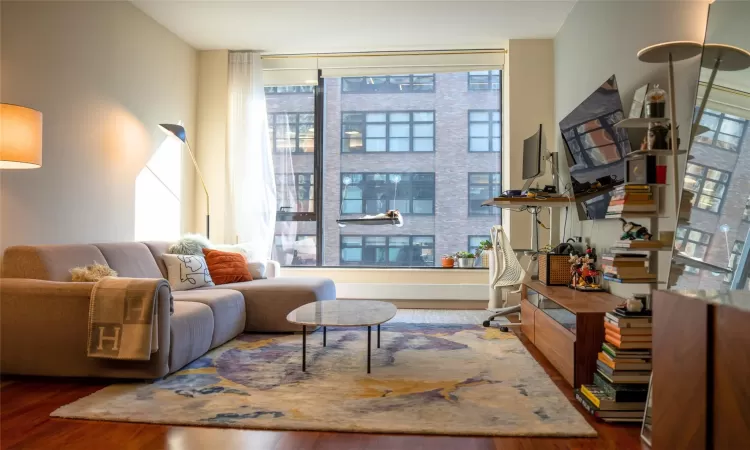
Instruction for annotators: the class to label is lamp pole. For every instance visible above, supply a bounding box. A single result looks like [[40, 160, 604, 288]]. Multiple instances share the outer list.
[[184, 138, 210, 239]]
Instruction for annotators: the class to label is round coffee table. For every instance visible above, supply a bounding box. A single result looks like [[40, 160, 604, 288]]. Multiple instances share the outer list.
[[286, 300, 397, 373]]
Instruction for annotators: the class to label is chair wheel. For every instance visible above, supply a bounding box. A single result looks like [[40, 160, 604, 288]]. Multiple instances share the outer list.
[[483, 320, 491, 327], [500, 326, 509, 332]]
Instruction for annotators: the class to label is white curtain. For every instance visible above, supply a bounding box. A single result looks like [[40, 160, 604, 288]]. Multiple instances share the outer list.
[[226, 52, 276, 259]]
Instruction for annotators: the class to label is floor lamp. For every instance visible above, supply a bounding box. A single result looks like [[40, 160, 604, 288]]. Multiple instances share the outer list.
[[0, 103, 43, 169], [159, 124, 210, 239]]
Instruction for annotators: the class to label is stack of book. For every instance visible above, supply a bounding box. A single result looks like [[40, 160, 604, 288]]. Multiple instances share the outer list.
[[575, 309, 652, 423], [605, 185, 657, 218], [601, 253, 656, 283], [611, 239, 664, 250]]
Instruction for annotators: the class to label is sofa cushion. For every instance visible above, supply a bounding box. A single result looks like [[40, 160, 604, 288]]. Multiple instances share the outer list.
[[169, 301, 213, 373], [202, 248, 253, 285], [199, 277, 336, 332], [142, 241, 171, 278], [94, 243, 163, 279], [172, 289, 246, 349], [2, 244, 108, 281]]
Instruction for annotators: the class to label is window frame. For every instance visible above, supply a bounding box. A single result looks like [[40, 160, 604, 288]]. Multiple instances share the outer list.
[[675, 225, 713, 274], [340, 74, 436, 94], [468, 172, 502, 216], [275, 172, 314, 218], [468, 110, 502, 153], [695, 110, 748, 153], [684, 162, 732, 215], [340, 172, 436, 216], [269, 112, 315, 154], [341, 110, 436, 153], [468, 70, 501, 91], [339, 234, 436, 267], [265, 85, 315, 95]]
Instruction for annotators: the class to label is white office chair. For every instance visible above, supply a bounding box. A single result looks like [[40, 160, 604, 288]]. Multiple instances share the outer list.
[[483, 225, 530, 331]]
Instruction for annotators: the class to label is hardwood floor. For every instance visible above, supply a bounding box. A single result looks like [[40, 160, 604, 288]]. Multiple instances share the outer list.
[[1, 310, 645, 450]]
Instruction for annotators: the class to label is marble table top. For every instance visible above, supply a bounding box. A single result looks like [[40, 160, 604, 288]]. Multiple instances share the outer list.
[[286, 300, 398, 327]]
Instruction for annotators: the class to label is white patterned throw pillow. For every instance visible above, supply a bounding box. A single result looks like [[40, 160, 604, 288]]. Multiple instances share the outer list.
[[162, 254, 215, 291]]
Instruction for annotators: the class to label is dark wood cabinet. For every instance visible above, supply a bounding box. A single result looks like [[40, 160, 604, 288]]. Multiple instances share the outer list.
[[521, 282, 621, 387], [652, 289, 750, 450]]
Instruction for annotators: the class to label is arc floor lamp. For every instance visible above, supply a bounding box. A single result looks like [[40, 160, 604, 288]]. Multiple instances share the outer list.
[[159, 124, 210, 238]]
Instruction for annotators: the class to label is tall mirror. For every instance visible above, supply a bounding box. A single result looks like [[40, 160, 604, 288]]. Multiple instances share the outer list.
[[669, 2, 750, 291]]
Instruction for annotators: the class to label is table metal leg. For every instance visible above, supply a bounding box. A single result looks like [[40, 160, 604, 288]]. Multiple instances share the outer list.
[[323, 326, 327, 347], [302, 325, 306, 372], [377, 324, 381, 348], [367, 325, 371, 374]]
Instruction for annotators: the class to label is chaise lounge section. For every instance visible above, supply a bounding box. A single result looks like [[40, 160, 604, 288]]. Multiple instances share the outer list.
[[0, 241, 335, 379]]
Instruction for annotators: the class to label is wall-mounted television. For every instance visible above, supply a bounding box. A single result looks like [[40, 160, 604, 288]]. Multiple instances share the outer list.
[[559, 75, 631, 220]]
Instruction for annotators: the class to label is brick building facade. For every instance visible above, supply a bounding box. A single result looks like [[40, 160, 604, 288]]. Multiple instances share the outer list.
[[267, 72, 503, 267]]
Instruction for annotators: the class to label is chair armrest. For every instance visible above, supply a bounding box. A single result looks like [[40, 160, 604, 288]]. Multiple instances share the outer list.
[[0, 278, 172, 378]]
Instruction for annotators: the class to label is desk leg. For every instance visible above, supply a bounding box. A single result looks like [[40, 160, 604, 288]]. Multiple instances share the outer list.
[[302, 325, 306, 372], [367, 325, 371, 374], [377, 324, 381, 348], [323, 326, 327, 347]]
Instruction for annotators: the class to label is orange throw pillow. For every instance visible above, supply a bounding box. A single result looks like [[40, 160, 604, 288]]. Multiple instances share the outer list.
[[202, 248, 253, 285]]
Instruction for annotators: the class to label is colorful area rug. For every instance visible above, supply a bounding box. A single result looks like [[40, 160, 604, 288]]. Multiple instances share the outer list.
[[52, 324, 596, 437]]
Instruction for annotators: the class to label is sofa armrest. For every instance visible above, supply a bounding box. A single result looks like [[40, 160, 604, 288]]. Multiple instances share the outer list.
[[0, 278, 172, 379], [265, 260, 280, 278]]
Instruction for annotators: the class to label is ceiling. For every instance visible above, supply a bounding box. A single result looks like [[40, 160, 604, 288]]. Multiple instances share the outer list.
[[133, 1, 576, 53]]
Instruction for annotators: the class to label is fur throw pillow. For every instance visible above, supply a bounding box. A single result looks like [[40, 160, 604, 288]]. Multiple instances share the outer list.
[[168, 233, 214, 256], [70, 263, 117, 282]]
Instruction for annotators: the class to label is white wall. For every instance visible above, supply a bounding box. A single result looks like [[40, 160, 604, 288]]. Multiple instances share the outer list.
[[554, 1, 708, 297], [0, 1, 197, 250]]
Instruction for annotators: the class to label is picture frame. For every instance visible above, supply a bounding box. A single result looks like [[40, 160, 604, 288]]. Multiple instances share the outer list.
[[629, 84, 650, 119]]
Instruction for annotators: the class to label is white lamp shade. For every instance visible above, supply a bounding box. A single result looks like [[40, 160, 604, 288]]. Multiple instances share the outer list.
[[0, 104, 43, 169]]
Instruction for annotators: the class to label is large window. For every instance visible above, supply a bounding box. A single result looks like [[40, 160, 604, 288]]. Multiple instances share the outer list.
[[341, 173, 435, 215], [274, 235, 316, 267], [276, 173, 314, 213], [469, 173, 501, 215], [469, 110, 501, 152], [468, 70, 501, 91], [695, 110, 747, 152], [265, 85, 315, 95], [340, 235, 435, 267], [684, 162, 731, 213], [342, 74, 435, 93], [269, 112, 314, 153], [341, 111, 435, 152], [675, 226, 713, 274], [468, 235, 491, 253]]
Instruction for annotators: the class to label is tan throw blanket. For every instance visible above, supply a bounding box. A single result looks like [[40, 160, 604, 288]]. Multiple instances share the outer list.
[[87, 277, 170, 361]]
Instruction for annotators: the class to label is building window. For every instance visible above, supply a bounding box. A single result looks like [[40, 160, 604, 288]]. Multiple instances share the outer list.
[[276, 173, 314, 213], [274, 235, 316, 266], [675, 226, 713, 274], [342, 74, 435, 93], [469, 235, 491, 253], [341, 111, 435, 153], [265, 86, 314, 95], [341, 173, 435, 215], [340, 235, 435, 267], [725, 240, 745, 284], [469, 173, 502, 215], [744, 196, 750, 222], [269, 113, 314, 153], [468, 70, 501, 91], [695, 110, 748, 152], [469, 110, 501, 152], [684, 163, 731, 213]]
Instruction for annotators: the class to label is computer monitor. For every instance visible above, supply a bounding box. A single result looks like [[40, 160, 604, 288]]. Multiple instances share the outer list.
[[521, 124, 545, 191]]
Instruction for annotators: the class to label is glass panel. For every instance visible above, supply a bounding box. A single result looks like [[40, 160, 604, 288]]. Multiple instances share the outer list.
[[413, 112, 434, 122], [390, 124, 410, 137], [470, 138, 489, 152], [413, 138, 433, 152], [470, 111, 489, 121], [366, 113, 387, 122], [365, 138, 386, 152], [413, 123, 433, 137], [470, 123, 490, 137], [389, 112, 410, 122]]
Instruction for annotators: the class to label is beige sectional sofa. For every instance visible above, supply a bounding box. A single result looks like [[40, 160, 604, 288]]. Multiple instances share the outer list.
[[0, 241, 335, 379]]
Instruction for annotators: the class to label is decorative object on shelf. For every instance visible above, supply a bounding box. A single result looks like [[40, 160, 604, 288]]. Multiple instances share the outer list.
[[540, 253, 571, 286], [455, 251, 476, 268], [619, 218, 653, 241], [569, 246, 603, 291], [0, 103, 43, 169], [626, 156, 657, 184], [475, 239, 493, 268], [629, 84, 650, 119], [644, 84, 667, 118], [626, 297, 645, 313], [441, 254, 455, 268], [646, 122, 669, 150]]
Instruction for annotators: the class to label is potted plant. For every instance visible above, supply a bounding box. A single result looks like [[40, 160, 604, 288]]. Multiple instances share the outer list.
[[441, 254, 455, 268], [475, 240, 493, 268], [455, 251, 476, 268]]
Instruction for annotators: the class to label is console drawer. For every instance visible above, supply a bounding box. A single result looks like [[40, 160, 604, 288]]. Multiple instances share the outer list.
[[534, 309, 575, 386], [521, 299, 536, 343]]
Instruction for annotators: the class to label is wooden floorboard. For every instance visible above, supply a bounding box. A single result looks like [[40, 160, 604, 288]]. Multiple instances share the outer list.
[[1, 311, 645, 450]]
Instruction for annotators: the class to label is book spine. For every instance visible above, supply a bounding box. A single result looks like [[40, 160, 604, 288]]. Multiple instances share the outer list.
[[574, 390, 601, 417], [580, 385, 602, 408]]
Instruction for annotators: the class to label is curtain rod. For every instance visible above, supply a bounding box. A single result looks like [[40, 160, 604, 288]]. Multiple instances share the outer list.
[[256, 49, 507, 60], [698, 81, 750, 99]]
